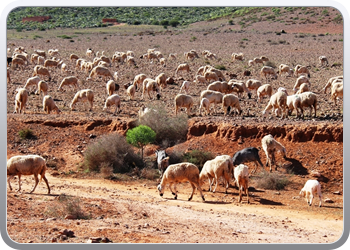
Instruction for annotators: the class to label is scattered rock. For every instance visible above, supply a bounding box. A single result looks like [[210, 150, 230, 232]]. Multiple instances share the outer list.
[[65, 214, 77, 220], [324, 198, 334, 203]]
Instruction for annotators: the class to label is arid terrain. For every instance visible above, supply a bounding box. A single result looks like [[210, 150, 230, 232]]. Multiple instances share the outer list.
[[6, 7, 344, 245]]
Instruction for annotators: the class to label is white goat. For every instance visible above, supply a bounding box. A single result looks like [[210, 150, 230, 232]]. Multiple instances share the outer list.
[[70, 89, 94, 111], [199, 97, 210, 116], [157, 162, 205, 201], [43, 95, 61, 114], [330, 81, 343, 105], [7, 154, 50, 194], [127, 84, 136, 100], [257, 84, 273, 103], [294, 64, 310, 78], [194, 74, 207, 84], [14, 88, 29, 114], [293, 75, 310, 93], [175, 94, 193, 116], [222, 94, 241, 116], [246, 79, 262, 97], [106, 80, 119, 96], [133, 73, 147, 90], [24, 76, 41, 92], [261, 134, 287, 172], [234, 164, 250, 203], [36, 80, 49, 96], [33, 65, 51, 81], [86, 66, 115, 81], [260, 66, 278, 82], [199, 155, 232, 194], [278, 64, 293, 77], [200, 90, 224, 115], [103, 94, 121, 114], [299, 179, 322, 207], [262, 90, 288, 118], [179, 81, 191, 94], [141, 78, 161, 100], [58, 76, 79, 91], [175, 63, 190, 76], [297, 91, 318, 117], [323, 76, 343, 94]]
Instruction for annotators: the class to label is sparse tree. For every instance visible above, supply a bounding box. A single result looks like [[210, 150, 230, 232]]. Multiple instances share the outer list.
[[126, 125, 156, 161]]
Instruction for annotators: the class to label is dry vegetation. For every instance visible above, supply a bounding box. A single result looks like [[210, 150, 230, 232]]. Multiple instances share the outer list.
[[6, 7, 344, 245]]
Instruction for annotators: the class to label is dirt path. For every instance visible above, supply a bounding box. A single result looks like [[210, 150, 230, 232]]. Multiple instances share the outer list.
[[6, 174, 343, 244]]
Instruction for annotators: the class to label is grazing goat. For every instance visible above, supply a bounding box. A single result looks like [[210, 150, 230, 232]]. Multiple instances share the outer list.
[[330, 81, 343, 106], [234, 164, 250, 203], [294, 65, 310, 78], [14, 88, 29, 114], [222, 94, 241, 116], [200, 90, 224, 115], [43, 95, 61, 114], [299, 179, 322, 207], [175, 63, 190, 76], [7, 155, 50, 194], [157, 162, 205, 201], [199, 97, 210, 116], [199, 155, 232, 194], [262, 90, 288, 119], [70, 89, 94, 111], [261, 134, 287, 172], [323, 76, 343, 94], [141, 78, 161, 100], [103, 94, 121, 114], [319, 56, 328, 67], [175, 94, 193, 116], [232, 147, 264, 174], [58, 76, 79, 91]]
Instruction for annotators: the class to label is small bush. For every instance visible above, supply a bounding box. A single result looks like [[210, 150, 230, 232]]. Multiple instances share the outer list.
[[57, 35, 72, 39], [44, 194, 89, 219], [138, 103, 188, 146], [140, 167, 159, 180], [254, 172, 289, 190], [214, 65, 226, 70], [160, 20, 169, 26], [169, 19, 180, 27], [264, 61, 276, 68], [83, 133, 143, 173], [182, 150, 215, 170], [18, 128, 34, 140]]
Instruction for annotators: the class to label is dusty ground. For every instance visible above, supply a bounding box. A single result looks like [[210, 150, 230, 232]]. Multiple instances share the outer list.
[[6, 7, 344, 244]]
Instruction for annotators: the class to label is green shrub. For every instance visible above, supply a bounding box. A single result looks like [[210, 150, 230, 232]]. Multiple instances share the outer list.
[[169, 19, 180, 27], [214, 65, 226, 70], [18, 128, 34, 140], [254, 172, 290, 190], [138, 103, 188, 146], [57, 35, 72, 39], [160, 20, 169, 26], [126, 125, 156, 160], [83, 133, 143, 173]]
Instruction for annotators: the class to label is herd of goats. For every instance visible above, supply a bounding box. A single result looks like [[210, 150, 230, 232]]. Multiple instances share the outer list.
[[6, 45, 340, 207]]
